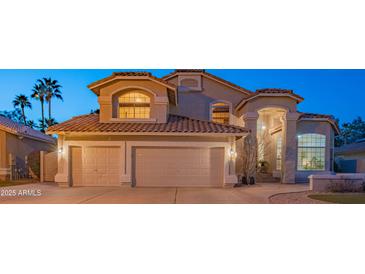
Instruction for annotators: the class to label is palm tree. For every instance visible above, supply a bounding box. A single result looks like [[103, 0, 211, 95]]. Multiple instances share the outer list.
[[38, 78, 62, 124], [45, 118, 58, 127], [31, 83, 47, 132], [12, 94, 32, 124], [27, 120, 36, 128]]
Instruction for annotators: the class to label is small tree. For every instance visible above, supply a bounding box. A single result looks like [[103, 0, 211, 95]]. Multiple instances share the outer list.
[[257, 127, 273, 173], [237, 134, 257, 184], [335, 116, 365, 146]]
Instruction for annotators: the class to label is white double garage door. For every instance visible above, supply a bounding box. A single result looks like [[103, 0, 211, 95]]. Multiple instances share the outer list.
[[71, 146, 225, 187]]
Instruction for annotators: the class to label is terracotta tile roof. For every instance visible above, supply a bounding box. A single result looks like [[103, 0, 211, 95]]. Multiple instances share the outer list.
[[112, 72, 151, 77], [47, 114, 249, 135], [254, 88, 304, 101], [236, 88, 304, 110], [0, 116, 55, 143], [175, 69, 206, 73], [162, 69, 252, 95], [299, 112, 335, 120], [87, 71, 176, 93]]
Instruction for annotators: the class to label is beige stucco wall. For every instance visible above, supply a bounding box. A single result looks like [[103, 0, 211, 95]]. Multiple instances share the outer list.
[[0, 130, 7, 180], [295, 120, 335, 182], [238, 97, 297, 116], [0, 129, 55, 180], [0, 130, 6, 169], [166, 75, 248, 125], [98, 79, 170, 123]]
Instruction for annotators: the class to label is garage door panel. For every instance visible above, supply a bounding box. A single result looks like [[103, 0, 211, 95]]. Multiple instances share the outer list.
[[72, 146, 122, 186], [134, 147, 224, 187]]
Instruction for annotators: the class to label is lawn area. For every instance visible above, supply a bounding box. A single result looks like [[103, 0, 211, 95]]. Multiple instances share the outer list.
[[0, 180, 36, 188], [309, 194, 365, 204]]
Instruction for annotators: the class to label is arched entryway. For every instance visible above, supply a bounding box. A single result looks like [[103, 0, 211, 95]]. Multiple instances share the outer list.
[[256, 107, 287, 182]]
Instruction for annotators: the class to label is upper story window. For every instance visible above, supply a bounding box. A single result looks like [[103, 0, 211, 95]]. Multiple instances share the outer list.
[[297, 133, 326, 171], [211, 102, 230, 124], [118, 91, 151, 119]]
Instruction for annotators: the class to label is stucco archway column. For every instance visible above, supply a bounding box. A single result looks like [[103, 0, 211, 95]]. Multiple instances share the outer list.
[[242, 112, 259, 135], [281, 112, 300, 184]]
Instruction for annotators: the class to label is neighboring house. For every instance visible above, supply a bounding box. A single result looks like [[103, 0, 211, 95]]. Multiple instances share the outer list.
[[47, 70, 339, 187], [0, 116, 56, 180], [335, 139, 365, 173]]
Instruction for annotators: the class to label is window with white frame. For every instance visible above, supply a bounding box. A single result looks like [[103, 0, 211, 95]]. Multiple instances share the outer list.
[[297, 133, 326, 171], [118, 91, 151, 119]]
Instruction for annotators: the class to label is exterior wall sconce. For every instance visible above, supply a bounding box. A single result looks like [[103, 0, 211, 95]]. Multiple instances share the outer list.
[[58, 147, 63, 154], [229, 148, 237, 159]]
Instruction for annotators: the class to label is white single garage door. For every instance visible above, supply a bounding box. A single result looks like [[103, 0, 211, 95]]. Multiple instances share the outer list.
[[71, 146, 122, 186], [134, 147, 224, 187]]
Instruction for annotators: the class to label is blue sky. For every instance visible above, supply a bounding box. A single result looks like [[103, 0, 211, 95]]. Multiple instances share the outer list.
[[0, 69, 364, 124]]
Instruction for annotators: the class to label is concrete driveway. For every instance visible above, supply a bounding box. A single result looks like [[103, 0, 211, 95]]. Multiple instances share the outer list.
[[0, 182, 308, 204]]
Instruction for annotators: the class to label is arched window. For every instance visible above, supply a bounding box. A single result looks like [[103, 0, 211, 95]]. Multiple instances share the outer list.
[[297, 133, 326, 171], [211, 102, 230, 124], [119, 91, 151, 119]]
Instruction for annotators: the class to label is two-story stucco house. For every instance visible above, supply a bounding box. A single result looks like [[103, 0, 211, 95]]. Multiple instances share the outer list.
[[47, 70, 339, 187]]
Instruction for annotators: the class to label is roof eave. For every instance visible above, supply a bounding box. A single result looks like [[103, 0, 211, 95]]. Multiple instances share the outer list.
[[88, 75, 177, 96], [46, 131, 249, 137], [1, 124, 55, 144], [236, 93, 304, 111]]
